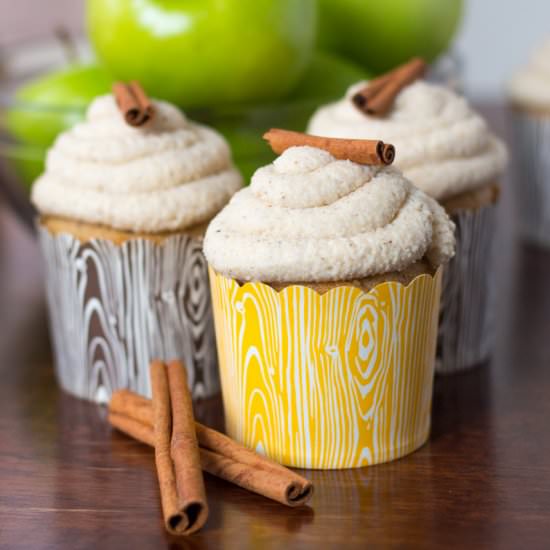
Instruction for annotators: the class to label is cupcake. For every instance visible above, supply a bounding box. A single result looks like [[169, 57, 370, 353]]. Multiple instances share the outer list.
[[32, 88, 242, 403], [308, 74, 508, 374], [204, 139, 455, 469], [508, 38, 550, 246]]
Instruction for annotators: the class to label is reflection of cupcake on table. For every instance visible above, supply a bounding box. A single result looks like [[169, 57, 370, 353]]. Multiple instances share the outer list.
[[31, 83, 242, 403], [508, 39, 550, 247], [307, 59, 508, 374], [204, 130, 455, 469]]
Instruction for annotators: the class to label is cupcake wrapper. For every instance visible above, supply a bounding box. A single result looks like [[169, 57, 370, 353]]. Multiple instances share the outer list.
[[511, 109, 550, 246], [436, 203, 496, 374], [210, 267, 442, 469], [38, 225, 219, 403]]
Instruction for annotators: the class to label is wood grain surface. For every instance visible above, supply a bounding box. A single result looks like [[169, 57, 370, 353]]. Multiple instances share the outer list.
[[1, 106, 550, 549]]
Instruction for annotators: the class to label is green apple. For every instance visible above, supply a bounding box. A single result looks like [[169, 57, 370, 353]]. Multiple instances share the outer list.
[[194, 52, 369, 183], [86, 0, 317, 108], [195, 101, 312, 183], [5, 63, 112, 148], [317, 0, 463, 73], [290, 51, 369, 101], [3, 145, 46, 191], [215, 124, 275, 182]]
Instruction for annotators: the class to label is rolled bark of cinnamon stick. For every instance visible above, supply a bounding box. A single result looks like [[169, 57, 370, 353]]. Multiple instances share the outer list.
[[110, 390, 307, 482], [352, 57, 427, 116], [150, 360, 186, 535], [199, 449, 312, 506], [352, 70, 396, 108], [109, 411, 155, 446], [263, 128, 395, 166], [165, 360, 208, 535], [110, 389, 152, 426], [112, 81, 154, 127], [109, 390, 313, 507]]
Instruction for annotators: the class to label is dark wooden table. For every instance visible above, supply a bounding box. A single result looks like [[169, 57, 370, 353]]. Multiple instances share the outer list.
[[1, 106, 550, 549]]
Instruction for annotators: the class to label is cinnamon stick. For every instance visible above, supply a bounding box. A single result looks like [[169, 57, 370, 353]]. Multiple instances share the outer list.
[[351, 70, 397, 108], [110, 390, 305, 482], [109, 411, 154, 446], [109, 390, 314, 507], [165, 360, 208, 535], [150, 360, 185, 535], [110, 389, 152, 426], [263, 128, 395, 166], [352, 57, 427, 116], [112, 81, 154, 127], [199, 449, 312, 506]]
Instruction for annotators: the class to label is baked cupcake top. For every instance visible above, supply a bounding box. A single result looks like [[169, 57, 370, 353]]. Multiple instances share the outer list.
[[204, 146, 455, 283], [307, 81, 507, 202], [32, 94, 242, 233], [509, 38, 550, 111]]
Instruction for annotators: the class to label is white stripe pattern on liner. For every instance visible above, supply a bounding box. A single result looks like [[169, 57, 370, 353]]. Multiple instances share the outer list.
[[210, 269, 442, 469], [511, 111, 550, 246], [436, 204, 496, 374], [38, 227, 219, 403]]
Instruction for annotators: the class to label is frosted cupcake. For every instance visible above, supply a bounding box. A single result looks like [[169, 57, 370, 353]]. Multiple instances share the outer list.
[[508, 38, 550, 246], [308, 70, 507, 374], [204, 135, 455, 469], [32, 87, 242, 403]]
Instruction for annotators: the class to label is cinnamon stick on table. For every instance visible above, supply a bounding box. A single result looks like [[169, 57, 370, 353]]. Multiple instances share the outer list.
[[263, 128, 395, 166], [166, 361, 208, 533], [109, 389, 314, 507], [112, 81, 154, 127], [150, 360, 183, 535], [150, 360, 208, 536], [352, 57, 427, 116]]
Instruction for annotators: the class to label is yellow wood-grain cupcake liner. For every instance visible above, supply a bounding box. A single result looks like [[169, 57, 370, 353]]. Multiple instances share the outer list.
[[209, 267, 442, 469]]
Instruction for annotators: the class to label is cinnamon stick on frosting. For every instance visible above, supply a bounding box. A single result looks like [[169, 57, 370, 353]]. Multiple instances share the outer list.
[[352, 57, 427, 116], [150, 360, 208, 536], [109, 389, 314, 508], [112, 81, 154, 126], [263, 128, 395, 165]]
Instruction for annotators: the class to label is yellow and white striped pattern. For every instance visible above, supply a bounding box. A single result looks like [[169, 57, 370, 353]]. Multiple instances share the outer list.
[[210, 267, 442, 469]]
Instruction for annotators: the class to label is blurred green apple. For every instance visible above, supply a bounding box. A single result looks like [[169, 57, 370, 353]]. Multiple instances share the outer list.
[[5, 64, 112, 148], [4, 145, 46, 191], [317, 0, 463, 73], [290, 51, 369, 100], [200, 52, 369, 182], [216, 124, 275, 182], [86, 0, 317, 108]]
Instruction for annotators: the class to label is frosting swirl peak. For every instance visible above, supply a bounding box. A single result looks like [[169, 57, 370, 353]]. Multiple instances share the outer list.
[[509, 38, 550, 110], [204, 146, 455, 283], [307, 81, 507, 201], [32, 94, 242, 232]]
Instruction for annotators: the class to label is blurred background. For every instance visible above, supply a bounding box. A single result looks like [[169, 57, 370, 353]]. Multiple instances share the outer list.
[[1, 0, 549, 99], [456, 0, 550, 97]]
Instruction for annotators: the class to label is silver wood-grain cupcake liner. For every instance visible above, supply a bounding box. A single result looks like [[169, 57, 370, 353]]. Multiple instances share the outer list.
[[436, 203, 496, 374], [510, 109, 550, 246], [37, 225, 219, 403]]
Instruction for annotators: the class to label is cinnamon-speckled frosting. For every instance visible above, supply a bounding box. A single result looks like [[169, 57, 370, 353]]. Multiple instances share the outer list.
[[204, 146, 455, 283], [32, 95, 242, 233], [307, 81, 508, 202], [509, 38, 550, 110]]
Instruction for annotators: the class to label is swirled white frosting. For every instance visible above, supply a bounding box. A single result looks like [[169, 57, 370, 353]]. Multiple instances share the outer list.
[[204, 146, 455, 283], [32, 95, 243, 232], [307, 81, 507, 201], [509, 38, 550, 110]]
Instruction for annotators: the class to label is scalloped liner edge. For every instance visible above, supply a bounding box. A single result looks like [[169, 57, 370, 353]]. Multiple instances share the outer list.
[[208, 265, 443, 298]]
